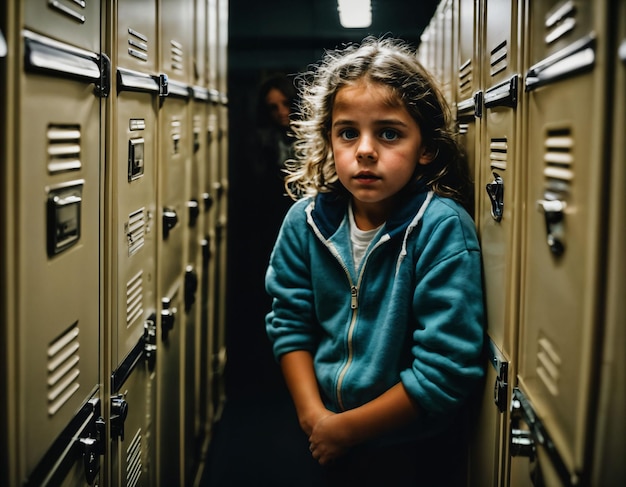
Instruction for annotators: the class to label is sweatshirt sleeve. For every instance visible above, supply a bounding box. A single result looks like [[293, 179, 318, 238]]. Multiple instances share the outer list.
[[265, 200, 320, 360], [400, 210, 486, 415]]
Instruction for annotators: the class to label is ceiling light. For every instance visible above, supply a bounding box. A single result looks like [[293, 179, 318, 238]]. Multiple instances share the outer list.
[[337, 0, 372, 28]]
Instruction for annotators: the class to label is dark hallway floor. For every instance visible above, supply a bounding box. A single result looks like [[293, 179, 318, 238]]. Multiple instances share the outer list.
[[199, 382, 324, 487]]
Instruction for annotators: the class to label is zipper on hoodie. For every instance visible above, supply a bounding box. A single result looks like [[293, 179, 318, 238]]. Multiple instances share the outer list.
[[306, 204, 394, 410]]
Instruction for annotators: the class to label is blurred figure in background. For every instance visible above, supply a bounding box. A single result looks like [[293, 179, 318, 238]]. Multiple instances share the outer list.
[[253, 74, 298, 220]]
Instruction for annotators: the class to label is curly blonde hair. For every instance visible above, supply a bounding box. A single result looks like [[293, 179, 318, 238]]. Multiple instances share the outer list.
[[284, 36, 471, 208]]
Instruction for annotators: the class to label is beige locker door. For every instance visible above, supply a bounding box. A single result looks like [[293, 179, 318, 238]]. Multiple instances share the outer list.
[[516, 0, 608, 483], [24, 0, 100, 53], [157, 86, 190, 487], [18, 30, 104, 482], [108, 69, 161, 486], [181, 91, 207, 482]]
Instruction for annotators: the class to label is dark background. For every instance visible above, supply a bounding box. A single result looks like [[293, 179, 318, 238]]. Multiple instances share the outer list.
[[225, 0, 440, 399]]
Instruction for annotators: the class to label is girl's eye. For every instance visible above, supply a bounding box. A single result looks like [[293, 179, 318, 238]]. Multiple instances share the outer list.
[[340, 128, 358, 140], [380, 129, 399, 141]]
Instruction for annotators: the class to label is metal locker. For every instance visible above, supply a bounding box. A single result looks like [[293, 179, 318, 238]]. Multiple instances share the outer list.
[[515, 0, 610, 484], [182, 87, 209, 482], [476, 1, 525, 483], [106, 2, 162, 484], [15, 29, 106, 485]]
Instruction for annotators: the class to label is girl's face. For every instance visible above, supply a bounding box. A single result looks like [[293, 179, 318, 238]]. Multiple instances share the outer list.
[[330, 81, 433, 227]]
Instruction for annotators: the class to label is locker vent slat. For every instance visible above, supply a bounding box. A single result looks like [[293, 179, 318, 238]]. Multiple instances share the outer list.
[[126, 271, 144, 327], [537, 336, 561, 396], [458, 58, 473, 100], [47, 0, 87, 24], [47, 124, 82, 173], [47, 324, 80, 416], [127, 208, 146, 255], [489, 138, 508, 171], [170, 39, 184, 72], [126, 428, 143, 487], [490, 40, 508, 77], [543, 128, 574, 193], [545, 0, 576, 45], [128, 28, 149, 62]]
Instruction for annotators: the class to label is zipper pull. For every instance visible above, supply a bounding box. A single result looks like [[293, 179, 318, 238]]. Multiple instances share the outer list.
[[350, 286, 358, 309]]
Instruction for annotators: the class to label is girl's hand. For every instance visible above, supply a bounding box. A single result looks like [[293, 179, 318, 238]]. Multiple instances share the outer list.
[[308, 413, 353, 465]]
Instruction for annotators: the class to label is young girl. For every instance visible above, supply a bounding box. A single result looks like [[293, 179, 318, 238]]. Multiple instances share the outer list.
[[265, 37, 485, 486]]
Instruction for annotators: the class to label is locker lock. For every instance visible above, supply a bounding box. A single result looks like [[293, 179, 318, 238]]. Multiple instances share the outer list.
[[486, 173, 504, 222], [536, 198, 566, 256], [110, 394, 128, 441], [202, 236, 211, 267], [163, 207, 178, 239]]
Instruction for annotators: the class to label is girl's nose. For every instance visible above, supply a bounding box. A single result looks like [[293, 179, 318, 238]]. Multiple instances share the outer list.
[[356, 136, 377, 161]]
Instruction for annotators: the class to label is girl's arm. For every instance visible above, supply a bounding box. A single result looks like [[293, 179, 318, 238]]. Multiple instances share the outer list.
[[308, 382, 420, 465], [280, 350, 332, 436]]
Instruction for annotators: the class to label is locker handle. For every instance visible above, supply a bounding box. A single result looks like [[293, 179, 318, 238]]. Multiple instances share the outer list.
[[23, 30, 108, 97], [536, 199, 566, 256], [525, 34, 595, 91], [484, 75, 518, 109], [117, 67, 160, 94]]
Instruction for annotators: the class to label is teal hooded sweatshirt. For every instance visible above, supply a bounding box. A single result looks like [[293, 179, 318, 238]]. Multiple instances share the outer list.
[[265, 186, 485, 445]]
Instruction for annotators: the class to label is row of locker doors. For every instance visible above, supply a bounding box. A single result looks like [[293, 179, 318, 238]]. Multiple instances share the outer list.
[[419, 0, 625, 485], [1, 0, 229, 486]]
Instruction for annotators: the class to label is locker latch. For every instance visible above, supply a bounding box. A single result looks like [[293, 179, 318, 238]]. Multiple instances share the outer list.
[[486, 172, 504, 222], [202, 236, 211, 268], [163, 207, 178, 239], [536, 198, 566, 256], [184, 265, 198, 312], [187, 199, 200, 227], [161, 297, 177, 341], [203, 192, 214, 211], [79, 400, 105, 485], [110, 394, 129, 441]]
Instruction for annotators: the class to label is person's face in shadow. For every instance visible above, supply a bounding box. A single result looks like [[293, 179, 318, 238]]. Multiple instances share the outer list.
[[265, 88, 291, 128]]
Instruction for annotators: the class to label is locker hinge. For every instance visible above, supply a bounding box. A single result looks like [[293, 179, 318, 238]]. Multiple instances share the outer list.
[[144, 313, 157, 369], [510, 388, 578, 487], [473, 90, 483, 118]]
